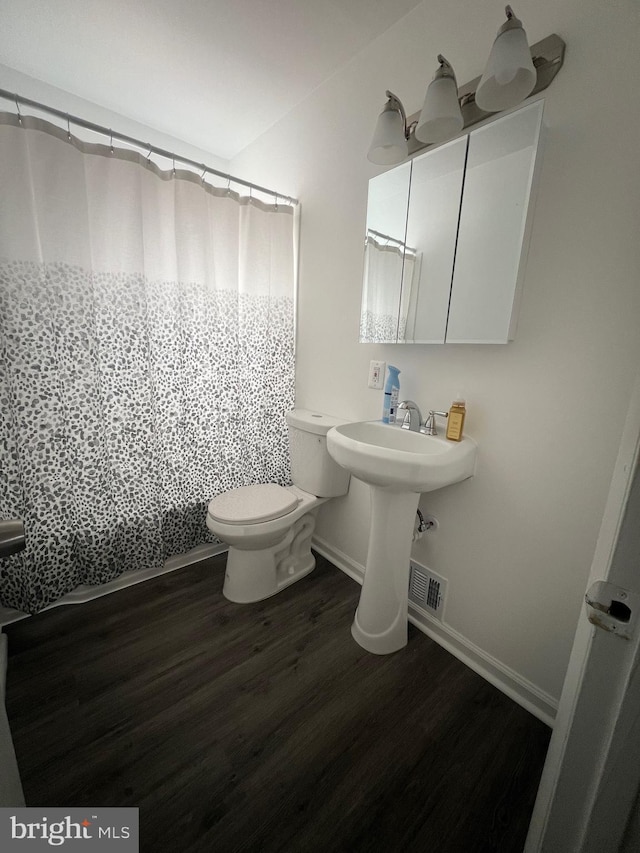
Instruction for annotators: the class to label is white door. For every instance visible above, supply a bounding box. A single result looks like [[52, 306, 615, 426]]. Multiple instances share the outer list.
[[525, 371, 640, 852]]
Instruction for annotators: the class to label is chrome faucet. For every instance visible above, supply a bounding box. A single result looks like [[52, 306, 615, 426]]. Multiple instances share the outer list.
[[422, 410, 449, 436], [396, 400, 422, 431]]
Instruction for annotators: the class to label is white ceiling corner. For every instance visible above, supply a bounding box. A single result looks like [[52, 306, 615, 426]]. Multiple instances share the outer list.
[[0, 0, 423, 160]]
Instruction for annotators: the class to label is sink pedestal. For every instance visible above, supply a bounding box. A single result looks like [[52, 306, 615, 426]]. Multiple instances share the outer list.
[[326, 419, 477, 656], [352, 487, 420, 655]]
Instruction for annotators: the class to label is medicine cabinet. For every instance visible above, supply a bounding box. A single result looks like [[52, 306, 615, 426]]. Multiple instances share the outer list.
[[359, 99, 544, 344]]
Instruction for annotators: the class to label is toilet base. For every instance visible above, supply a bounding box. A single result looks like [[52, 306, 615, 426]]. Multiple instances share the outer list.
[[222, 511, 318, 603]]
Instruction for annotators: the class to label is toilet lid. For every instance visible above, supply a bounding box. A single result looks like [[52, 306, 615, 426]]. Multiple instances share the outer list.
[[207, 484, 300, 525]]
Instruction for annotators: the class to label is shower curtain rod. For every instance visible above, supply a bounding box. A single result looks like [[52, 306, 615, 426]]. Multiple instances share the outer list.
[[0, 89, 299, 206]]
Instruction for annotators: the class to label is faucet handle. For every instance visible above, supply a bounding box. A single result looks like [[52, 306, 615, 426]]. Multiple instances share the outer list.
[[421, 410, 448, 436]]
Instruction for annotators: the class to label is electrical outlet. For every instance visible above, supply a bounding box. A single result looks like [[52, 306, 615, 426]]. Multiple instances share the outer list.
[[368, 360, 385, 389]]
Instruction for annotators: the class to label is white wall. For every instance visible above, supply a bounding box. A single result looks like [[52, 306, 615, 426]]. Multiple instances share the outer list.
[[231, 0, 640, 702], [2, 0, 637, 707], [0, 63, 230, 173]]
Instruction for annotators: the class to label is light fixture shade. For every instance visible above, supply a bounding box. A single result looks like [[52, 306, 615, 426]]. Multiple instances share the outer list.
[[367, 98, 408, 165], [475, 7, 536, 112], [415, 58, 463, 144]]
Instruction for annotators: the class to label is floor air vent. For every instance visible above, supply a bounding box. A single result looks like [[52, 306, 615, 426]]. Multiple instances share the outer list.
[[409, 560, 447, 621]]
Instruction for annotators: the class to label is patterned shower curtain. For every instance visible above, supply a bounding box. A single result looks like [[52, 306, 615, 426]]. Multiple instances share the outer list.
[[0, 113, 296, 614]]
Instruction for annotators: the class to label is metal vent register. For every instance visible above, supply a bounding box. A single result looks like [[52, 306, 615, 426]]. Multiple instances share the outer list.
[[409, 561, 447, 620]]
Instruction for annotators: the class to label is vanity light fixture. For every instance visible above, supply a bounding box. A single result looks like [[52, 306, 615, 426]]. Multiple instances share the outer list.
[[368, 7, 565, 165], [475, 5, 536, 111], [415, 55, 464, 145], [367, 91, 410, 165]]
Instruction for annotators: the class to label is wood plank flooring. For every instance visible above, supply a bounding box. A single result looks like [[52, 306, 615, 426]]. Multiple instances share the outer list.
[[4, 553, 550, 852]]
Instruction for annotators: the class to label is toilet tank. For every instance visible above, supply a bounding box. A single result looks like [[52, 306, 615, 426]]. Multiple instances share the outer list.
[[286, 409, 351, 498]]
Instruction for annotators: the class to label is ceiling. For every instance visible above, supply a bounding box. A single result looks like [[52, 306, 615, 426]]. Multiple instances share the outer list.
[[0, 0, 422, 161]]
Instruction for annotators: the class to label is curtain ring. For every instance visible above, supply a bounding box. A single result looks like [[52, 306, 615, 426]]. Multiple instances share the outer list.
[[172, 157, 176, 177], [200, 166, 207, 184], [15, 96, 22, 125], [67, 114, 72, 141], [226, 177, 231, 196], [109, 130, 114, 155], [146, 146, 153, 163], [274, 194, 279, 210]]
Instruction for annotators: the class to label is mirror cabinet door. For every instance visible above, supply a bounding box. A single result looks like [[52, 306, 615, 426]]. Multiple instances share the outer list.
[[402, 136, 467, 343], [360, 161, 411, 343], [445, 100, 544, 343], [359, 99, 544, 345]]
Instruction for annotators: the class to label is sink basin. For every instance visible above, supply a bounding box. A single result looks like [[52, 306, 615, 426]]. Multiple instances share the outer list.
[[326, 420, 477, 656], [327, 420, 476, 493]]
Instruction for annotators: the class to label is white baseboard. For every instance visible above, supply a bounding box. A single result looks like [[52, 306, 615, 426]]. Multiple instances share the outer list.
[[312, 535, 557, 728], [313, 537, 365, 585], [0, 543, 227, 628]]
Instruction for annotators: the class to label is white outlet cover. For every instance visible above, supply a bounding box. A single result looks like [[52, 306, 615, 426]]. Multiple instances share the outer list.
[[368, 360, 385, 390]]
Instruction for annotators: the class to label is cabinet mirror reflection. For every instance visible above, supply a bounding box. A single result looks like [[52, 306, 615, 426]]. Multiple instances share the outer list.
[[359, 99, 544, 345], [360, 161, 411, 343]]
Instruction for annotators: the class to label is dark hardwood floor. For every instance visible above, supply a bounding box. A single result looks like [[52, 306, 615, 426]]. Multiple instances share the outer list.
[[4, 553, 550, 852]]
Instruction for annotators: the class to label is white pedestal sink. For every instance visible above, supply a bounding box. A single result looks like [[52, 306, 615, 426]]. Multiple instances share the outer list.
[[326, 421, 477, 655]]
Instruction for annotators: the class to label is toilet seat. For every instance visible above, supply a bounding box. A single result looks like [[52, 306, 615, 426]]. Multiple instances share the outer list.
[[207, 484, 300, 525]]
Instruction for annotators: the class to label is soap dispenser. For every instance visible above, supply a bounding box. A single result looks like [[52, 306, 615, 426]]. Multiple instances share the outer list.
[[446, 399, 466, 441], [382, 365, 401, 424]]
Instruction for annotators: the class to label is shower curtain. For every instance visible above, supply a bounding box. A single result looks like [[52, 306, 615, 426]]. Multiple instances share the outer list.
[[0, 113, 296, 613]]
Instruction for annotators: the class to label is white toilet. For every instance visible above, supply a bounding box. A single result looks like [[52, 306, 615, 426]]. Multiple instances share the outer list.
[[206, 409, 350, 603]]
